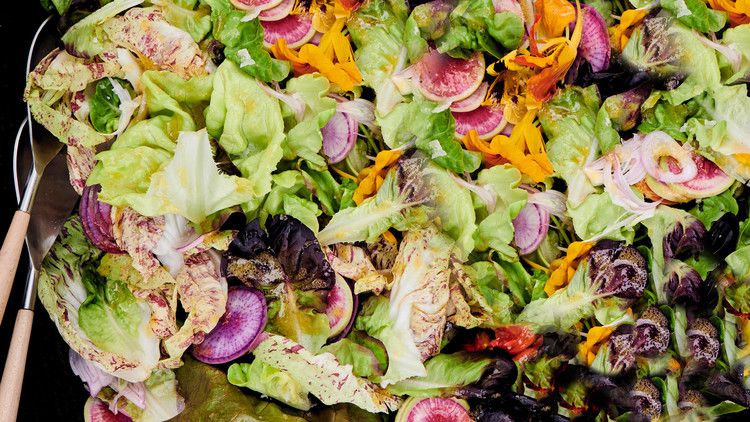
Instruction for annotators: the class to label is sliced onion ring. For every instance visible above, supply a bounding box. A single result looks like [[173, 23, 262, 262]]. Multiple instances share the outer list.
[[640, 131, 697, 184]]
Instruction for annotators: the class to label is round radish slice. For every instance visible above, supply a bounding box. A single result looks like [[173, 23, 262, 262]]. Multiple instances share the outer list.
[[578, 5, 611, 72], [231, 0, 284, 12], [322, 111, 357, 164], [414, 49, 485, 102], [84, 398, 132, 422], [450, 82, 489, 112], [192, 286, 267, 364], [395, 397, 472, 422], [672, 154, 734, 199], [259, 0, 295, 21], [326, 274, 357, 340], [513, 203, 550, 255], [262, 14, 316, 49], [452, 106, 506, 140]]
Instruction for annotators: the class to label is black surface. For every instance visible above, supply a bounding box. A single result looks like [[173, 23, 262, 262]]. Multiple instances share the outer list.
[[0, 4, 88, 421]]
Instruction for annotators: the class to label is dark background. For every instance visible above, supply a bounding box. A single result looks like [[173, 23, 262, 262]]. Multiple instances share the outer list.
[[0, 3, 88, 421]]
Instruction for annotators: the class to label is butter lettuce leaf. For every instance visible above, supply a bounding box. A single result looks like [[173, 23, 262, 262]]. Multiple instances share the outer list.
[[228, 360, 312, 411], [386, 352, 491, 397]]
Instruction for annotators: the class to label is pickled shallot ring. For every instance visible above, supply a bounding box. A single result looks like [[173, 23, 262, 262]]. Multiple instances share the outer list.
[[640, 131, 698, 184]]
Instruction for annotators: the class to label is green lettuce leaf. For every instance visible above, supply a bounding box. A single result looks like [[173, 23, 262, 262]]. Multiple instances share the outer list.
[[205, 0, 289, 81], [426, 163, 476, 259], [267, 284, 330, 353], [228, 360, 312, 410], [153, 0, 212, 42], [688, 84, 750, 158], [568, 192, 637, 242], [89, 78, 124, 133], [379, 96, 481, 173], [321, 338, 385, 380], [727, 217, 750, 282], [97, 369, 185, 422], [464, 262, 515, 323], [254, 171, 321, 232], [205, 60, 285, 193], [37, 217, 159, 383], [301, 166, 356, 217], [473, 165, 528, 261], [283, 75, 337, 168], [663, 25, 722, 105], [660, 0, 726, 33], [721, 25, 750, 84], [689, 186, 739, 229], [638, 93, 702, 141], [349, 0, 409, 115], [253, 334, 399, 413], [61, 0, 144, 58], [386, 352, 491, 397]]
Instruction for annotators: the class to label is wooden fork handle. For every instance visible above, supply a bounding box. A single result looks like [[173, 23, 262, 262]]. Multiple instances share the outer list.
[[0, 308, 33, 422], [0, 211, 30, 324]]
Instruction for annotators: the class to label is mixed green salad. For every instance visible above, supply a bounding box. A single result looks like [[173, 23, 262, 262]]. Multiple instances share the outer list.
[[26, 0, 750, 419]]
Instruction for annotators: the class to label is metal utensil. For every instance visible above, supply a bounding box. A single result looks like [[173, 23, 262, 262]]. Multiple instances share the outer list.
[[0, 17, 80, 421], [0, 16, 61, 323]]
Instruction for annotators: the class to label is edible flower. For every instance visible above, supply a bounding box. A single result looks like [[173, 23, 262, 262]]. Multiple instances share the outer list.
[[609, 9, 648, 51], [707, 0, 750, 26], [544, 241, 593, 296], [462, 111, 553, 183], [271, 17, 362, 91], [352, 149, 402, 204], [578, 325, 614, 365], [465, 325, 542, 362], [534, 0, 577, 38]]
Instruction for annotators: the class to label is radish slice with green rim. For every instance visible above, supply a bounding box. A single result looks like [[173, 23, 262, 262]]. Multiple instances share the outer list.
[[452, 106, 506, 140], [259, 0, 295, 21], [84, 398, 132, 422], [450, 82, 489, 112], [414, 49, 485, 102], [322, 111, 358, 164], [231, 0, 284, 12], [192, 286, 267, 364], [513, 203, 550, 255], [326, 274, 357, 340], [261, 14, 317, 49], [395, 397, 472, 422], [672, 154, 734, 199]]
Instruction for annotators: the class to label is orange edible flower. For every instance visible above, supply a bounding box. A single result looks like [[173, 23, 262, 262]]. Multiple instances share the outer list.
[[609, 9, 648, 51], [578, 325, 614, 365], [708, 0, 750, 26], [271, 18, 362, 91], [461, 129, 509, 167], [353, 149, 402, 204], [534, 0, 576, 38], [544, 241, 593, 296]]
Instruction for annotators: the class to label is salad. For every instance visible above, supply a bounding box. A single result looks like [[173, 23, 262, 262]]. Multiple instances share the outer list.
[[25, 0, 750, 420]]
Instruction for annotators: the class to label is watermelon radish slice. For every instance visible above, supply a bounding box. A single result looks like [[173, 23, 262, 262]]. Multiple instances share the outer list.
[[326, 274, 357, 340], [231, 0, 284, 12], [84, 398, 132, 422], [577, 5, 611, 72], [414, 49, 485, 102], [513, 203, 550, 255], [395, 397, 472, 422], [672, 154, 734, 199], [322, 111, 358, 164], [262, 14, 317, 49], [259, 0, 295, 21], [644, 176, 691, 203], [192, 286, 267, 364], [452, 106, 506, 140], [450, 82, 489, 112]]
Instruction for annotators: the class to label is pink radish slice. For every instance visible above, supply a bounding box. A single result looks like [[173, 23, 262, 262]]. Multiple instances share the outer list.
[[192, 286, 267, 364], [452, 106, 506, 140], [326, 275, 357, 340], [259, 0, 295, 21], [414, 49, 485, 102], [400, 398, 472, 422], [672, 154, 734, 199], [231, 0, 284, 11], [322, 111, 358, 164], [450, 82, 489, 112], [577, 5, 611, 72], [84, 398, 132, 422], [261, 14, 316, 49], [513, 203, 550, 255]]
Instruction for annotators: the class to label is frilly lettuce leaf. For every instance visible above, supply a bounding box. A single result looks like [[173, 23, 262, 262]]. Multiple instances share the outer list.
[[61, 0, 144, 58], [152, 0, 212, 43], [228, 360, 312, 410], [102, 7, 210, 78], [253, 170, 321, 232], [426, 163, 476, 259], [473, 165, 528, 261], [205, 61, 284, 193], [37, 217, 159, 383], [349, 0, 408, 115], [539, 85, 600, 207], [386, 352, 492, 397], [689, 84, 750, 157], [253, 333, 400, 413]]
